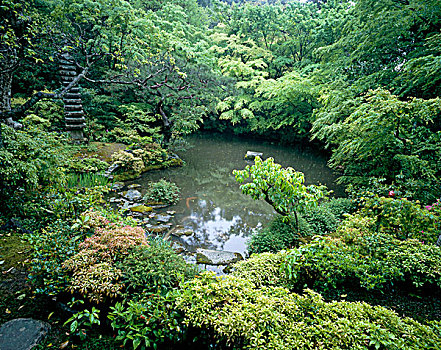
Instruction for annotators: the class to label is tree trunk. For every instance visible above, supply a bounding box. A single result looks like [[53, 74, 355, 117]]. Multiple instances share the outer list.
[[0, 55, 21, 147], [0, 66, 13, 115], [156, 100, 172, 147]]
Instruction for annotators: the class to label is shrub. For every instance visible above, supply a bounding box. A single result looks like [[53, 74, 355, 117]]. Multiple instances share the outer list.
[[0, 125, 71, 214], [232, 251, 287, 288], [176, 272, 441, 350], [282, 233, 441, 294], [361, 195, 441, 243], [301, 204, 338, 235], [247, 216, 300, 254], [27, 220, 83, 296], [108, 291, 185, 350], [63, 225, 148, 302], [69, 157, 110, 173], [119, 238, 198, 296], [143, 179, 180, 206], [322, 197, 355, 220]]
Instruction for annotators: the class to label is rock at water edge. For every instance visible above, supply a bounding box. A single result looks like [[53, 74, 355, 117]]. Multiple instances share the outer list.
[[123, 189, 142, 202], [196, 249, 243, 266], [244, 151, 263, 160], [0, 318, 51, 350], [129, 205, 153, 214]]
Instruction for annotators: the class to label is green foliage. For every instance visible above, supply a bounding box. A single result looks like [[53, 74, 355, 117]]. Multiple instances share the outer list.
[[68, 157, 110, 174], [66, 173, 110, 189], [63, 224, 148, 302], [64, 299, 101, 341], [143, 179, 180, 205], [313, 88, 441, 202], [322, 197, 355, 220], [233, 156, 327, 228], [281, 229, 441, 294], [119, 239, 198, 296], [117, 103, 161, 139], [27, 220, 83, 296], [108, 291, 185, 350], [176, 272, 441, 350], [359, 195, 441, 244], [111, 143, 170, 178], [232, 251, 287, 288], [248, 198, 354, 254], [247, 216, 299, 254], [0, 125, 71, 212], [301, 204, 338, 235]]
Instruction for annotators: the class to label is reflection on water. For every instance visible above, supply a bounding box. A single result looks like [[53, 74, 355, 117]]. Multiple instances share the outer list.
[[132, 133, 344, 255]]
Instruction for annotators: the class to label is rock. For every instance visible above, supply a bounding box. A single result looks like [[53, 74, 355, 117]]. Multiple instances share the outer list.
[[105, 163, 121, 177], [128, 184, 141, 189], [123, 189, 142, 202], [196, 249, 243, 266], [109, 197, 122, 203], [143, 224, 169, 233], [111, 182, 125, 191], [171, 242, 186, 254], [182, 254, 197, 265], [166, 210, 176, 215], [0, 318, 51, 350], [129, 205, 153, 214], [244, 151, 263, 160], [120, 201, 141, 211], [156, 214, 172, 223], [172, 228, 194, 237]]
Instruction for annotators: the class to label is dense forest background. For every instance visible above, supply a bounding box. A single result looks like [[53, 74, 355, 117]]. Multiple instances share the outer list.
[[2, 0, 441, 201]]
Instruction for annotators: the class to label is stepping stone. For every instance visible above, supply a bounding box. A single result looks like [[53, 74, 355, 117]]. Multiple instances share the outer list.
[[196, 249, 243, 266], [0, 318, 50, 350], [172, 228, 194, 237], [112, 182, 125, 191], [244, 151, 263, 160], [156, 214, 172, 223], [143, 224, 169, 233], [127, 184, 141, 189], [129, 205, 153, 214], [122, 189, 142, 202]]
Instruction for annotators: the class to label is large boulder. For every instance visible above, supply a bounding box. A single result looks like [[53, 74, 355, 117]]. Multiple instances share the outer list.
[[0, 318, 50, 350], [196, 249, 243, 266]]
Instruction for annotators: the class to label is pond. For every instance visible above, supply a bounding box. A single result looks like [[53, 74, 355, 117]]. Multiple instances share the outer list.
[[129, 132, 344, 257]]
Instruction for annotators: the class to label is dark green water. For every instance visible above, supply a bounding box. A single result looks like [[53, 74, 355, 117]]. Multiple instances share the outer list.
[[134, 133, 344, 255]]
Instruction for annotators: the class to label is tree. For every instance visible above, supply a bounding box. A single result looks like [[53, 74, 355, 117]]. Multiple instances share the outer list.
[[313, 89, 441, 202], [233, 156, 327, 230]]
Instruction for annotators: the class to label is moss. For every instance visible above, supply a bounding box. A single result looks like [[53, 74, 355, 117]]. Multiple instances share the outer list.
[[75, 142, 127, 163], [113, 158, 183, 182]]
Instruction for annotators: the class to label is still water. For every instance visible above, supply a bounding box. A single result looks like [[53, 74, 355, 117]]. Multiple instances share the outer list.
[[133, 133, 344, 256]]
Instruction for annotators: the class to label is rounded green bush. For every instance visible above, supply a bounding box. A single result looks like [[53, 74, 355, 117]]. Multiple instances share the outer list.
[[143, 179, 180, 205]]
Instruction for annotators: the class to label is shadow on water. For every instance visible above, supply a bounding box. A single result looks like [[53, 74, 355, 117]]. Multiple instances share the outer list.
[[132, 132, 345, 256]]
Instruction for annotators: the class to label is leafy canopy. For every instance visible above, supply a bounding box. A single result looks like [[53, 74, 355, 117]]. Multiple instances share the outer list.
[[233, 156, 327, 228]]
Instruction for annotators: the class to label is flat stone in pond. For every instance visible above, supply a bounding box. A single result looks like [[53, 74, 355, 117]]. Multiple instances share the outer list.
[[172, 228, 194, 237], [143, 224, 169, 233], [129, 205, 153, 214], [112, 182, 125, 191], [244, 151, 263, 160], [156, 214, 172, 223], [127, 184, 141, 189], [0, 318, 50, 350], [122, 189, 142, 202], [196, 249, 243, 266]]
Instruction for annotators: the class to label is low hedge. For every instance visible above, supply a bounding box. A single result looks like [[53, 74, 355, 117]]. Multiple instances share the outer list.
[[176, 272, 441, 350]]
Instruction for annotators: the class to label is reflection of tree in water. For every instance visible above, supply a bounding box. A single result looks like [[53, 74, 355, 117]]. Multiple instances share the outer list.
[[178, 196, 273, 252]]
